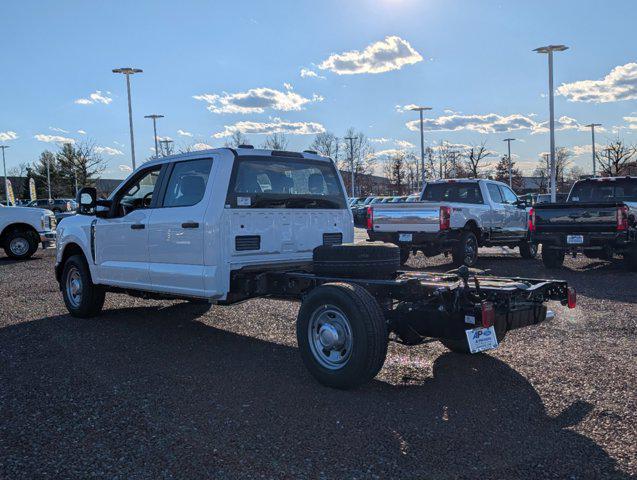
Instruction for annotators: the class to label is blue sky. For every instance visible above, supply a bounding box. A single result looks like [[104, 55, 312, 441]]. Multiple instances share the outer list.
[[1, 0, 636, 178]]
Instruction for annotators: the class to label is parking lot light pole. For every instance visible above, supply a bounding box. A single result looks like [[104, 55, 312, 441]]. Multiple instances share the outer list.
[[144, 114, 164, 158], [503, 138, 516, 187], [0, 145, 9, 206], [113, 67, 143, 170], [344, 136, 356, 197], [410, 106, 432, 188], [534, 45, 568, 202], [585, 123, 602, 177]]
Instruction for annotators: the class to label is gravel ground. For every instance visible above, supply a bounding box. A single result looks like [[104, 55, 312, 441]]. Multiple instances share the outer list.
[[0, 232, 635, 479]]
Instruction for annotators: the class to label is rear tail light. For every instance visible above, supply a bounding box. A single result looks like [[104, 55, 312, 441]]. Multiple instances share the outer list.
[[366, 206, 373, 230], [567, 287, 577, 309], [481, 301, 495, 328], [528, 207, 536, 232], [439, 206, 451, 231], [617, 205, 628, 231]]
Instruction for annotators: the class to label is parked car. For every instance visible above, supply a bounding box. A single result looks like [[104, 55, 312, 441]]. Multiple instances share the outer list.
[[0, 203, 56, 259], [368, 178, 535, 266], [531, 176, 637, 269], [352, 196, 376, 226], [26, 198, 77, 214], [55, 148, 574, 389]]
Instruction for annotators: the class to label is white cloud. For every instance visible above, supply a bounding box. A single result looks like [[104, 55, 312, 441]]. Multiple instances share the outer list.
[[395, 139, 415, 149], [625, 116, 637, 130], [370, 137, 391, 143], [95, 146, 123, 156], [0, 131, 18, 142], [190, 142, 214, 151], [213, 118, 325, 138], [34, 134, 75, 144], [118, 165, 133, 173], [193, 87, 322, 114], [77, 129, 87, 135], [395, 104, 420, 113], [570, 144, 593, 156], [177, 129, 193, 137], [49, 126, 69, 133], [557, 63, 637, 103], [283, 82, 293, 91], [74, 90, 113, 105], [373, 149, 409, 158], [318, 36, 423, 75], [300, 68, 325, 79], [405, 112, 586, 134]]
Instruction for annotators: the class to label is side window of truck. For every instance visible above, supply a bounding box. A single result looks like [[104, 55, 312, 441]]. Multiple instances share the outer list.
[[115, 166, 162, 216], [487, 183, 504, 204], [162, 159, 213, 208], [499, 186, 519, 205]]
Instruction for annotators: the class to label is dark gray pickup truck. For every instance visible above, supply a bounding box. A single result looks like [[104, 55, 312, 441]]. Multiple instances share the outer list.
[[531, 177, 637, 269]]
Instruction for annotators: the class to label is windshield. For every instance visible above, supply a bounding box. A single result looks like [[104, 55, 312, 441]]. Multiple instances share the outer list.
[[228, 156, 346, 209], [569, 179, 637, 203]]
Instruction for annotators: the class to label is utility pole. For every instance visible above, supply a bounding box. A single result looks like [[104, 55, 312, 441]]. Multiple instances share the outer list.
[[113, 67, 143, 170], [145, 114, 164, 158], [159, 139, 174, 157], [46, 154, 52, 201], [585, 123, 602, 177], [344, 136, 356, 197], [410, 106, 432, 189], [534, 45, 568, 202], [503, 138, 516, 187], [0, 146, 9, 206]]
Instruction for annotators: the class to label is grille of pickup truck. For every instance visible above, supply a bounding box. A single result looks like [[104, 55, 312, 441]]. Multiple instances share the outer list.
[[235, 235, 261, 251], [322, 232, 343, 246]]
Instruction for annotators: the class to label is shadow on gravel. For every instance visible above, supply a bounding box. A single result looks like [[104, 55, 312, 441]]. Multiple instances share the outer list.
[[0, 303, 628, 479]]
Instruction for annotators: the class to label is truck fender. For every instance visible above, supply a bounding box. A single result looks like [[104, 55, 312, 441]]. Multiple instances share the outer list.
[[55, 231, 97, 285]]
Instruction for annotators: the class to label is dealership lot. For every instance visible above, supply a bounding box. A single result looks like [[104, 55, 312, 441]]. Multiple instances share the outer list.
[[0, 234, 635, 479]]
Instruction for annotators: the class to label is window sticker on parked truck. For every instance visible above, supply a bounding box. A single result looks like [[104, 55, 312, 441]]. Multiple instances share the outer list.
[[237, 196, 251, 207]]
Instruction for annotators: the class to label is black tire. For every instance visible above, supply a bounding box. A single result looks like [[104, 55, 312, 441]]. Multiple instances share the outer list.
[[61, 254, 105, 318], [296, 282, 388, 389], [399, 247, 410, 265], [3, 228, 39, 260], [519, 241, 538, 259], [440, 325, 507, 354], [313, 242, 400, 279], [451, 231, 479, 267], [542, 247, 565, 269]]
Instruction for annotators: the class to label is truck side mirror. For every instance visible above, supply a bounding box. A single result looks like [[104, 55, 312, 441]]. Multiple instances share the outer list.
[[77, 187, 97, 215]]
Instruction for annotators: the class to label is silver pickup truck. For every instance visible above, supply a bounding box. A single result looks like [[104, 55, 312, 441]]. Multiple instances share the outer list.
[[368, 179, 535, 266]]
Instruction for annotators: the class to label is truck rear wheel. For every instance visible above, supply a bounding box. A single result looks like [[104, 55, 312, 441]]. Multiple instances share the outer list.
[[519, 241, 538, 259], [313, 243, 400, 279], [61, 254, 106, 318], [452, 231, 478, 267], [296, 282, 388, 389], [542, 248, 565, 268], [3, 228, 39, 260]]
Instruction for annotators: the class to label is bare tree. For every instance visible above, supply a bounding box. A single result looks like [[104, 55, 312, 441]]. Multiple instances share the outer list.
[[261, 133, 288, 150], [7, 162, 29, 178], [309, 132, 341, 161], [340, 128, 375, 195], [224, 131, 249, 148], [534, 147, 572, 191], [596, 139, 637, 176], [382, 152, 408, 195], [494, 156, 524, 190], [463, 142, 492, 178]]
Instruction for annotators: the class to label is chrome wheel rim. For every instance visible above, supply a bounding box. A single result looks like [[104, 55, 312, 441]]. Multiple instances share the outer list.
[[529, 244, 537, 256], [66, 266, 82, 308], [308, 305, 353, 370], [9, 237, 29, 256], [464, 236, 477, 265]]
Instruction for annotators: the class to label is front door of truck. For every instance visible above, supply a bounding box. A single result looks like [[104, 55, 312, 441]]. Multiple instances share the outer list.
[[95, 165, 164, 289], [499, 185, 527, 239]]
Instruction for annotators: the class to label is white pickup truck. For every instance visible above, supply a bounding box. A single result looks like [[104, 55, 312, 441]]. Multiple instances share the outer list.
[[0, 204, 56, 259], [55, 148, 574, 389], [368, 179, 536, 266]]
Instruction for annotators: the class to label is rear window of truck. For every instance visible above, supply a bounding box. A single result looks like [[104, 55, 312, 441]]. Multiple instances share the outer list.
[[423, 182, 484, 204], [569, 179, 637, 203], [227, 156, 346, 209]]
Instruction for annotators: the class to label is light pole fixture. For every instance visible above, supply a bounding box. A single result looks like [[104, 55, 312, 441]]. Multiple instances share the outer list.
[[585, 123, 602, 177], [344, 136, 356, 197], [534, 44, 568, 202], [410, 106, 432, 186], [113, 67, 143, 170], [503, 138, 516, 187], [0, 145, 9, 206], [144, 114, 164, 158]]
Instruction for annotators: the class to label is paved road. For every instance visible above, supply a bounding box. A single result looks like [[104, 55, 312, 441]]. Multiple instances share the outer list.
[[0, 237, 635, 479]]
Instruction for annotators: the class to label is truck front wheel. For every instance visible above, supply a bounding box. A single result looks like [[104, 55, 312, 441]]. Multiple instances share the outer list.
[[296, 282, 388, 389], [3, 229, 39, 260], [61, 255, 105, 318], [452, 231, 479, 267], [519, 241, 538, 259], [542, 248, 565, 268]]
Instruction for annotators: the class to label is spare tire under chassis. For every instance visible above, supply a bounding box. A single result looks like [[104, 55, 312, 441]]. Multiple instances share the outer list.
[[312, 242, 401, 279]]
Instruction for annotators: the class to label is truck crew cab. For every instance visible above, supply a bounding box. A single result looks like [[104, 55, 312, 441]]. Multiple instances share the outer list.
[[56, 148, 575, 389]]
